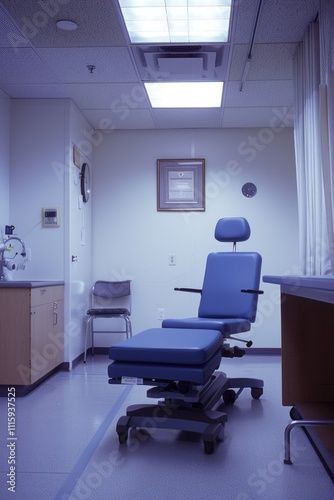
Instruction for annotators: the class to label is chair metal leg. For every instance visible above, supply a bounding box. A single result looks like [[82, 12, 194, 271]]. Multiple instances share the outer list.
[[91, 318, 95, 357], [84, 318, 89, 363], [284, 419, 334, 464], [84, 315, 132, 362], [84, 317, 93, 363], [124, 316, 132, 338]]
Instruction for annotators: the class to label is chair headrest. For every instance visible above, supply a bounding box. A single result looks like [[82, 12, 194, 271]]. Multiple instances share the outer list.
[[214, 217, 251, 242]]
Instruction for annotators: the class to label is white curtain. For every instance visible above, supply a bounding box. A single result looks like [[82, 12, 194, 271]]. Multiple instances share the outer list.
[[293, 1, 334, 275], [319, 0, 334, 272]]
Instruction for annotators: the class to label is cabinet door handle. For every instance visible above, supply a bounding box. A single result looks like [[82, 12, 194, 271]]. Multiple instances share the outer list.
[[53, 303, 58, 326]]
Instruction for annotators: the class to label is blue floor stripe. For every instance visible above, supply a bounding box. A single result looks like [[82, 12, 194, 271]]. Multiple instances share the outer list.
[[54, 385, 132, 500]]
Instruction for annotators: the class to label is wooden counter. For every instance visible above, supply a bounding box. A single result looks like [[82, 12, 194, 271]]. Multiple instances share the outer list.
[[263, 275, 334, 479], [0, 283, 64, 395]]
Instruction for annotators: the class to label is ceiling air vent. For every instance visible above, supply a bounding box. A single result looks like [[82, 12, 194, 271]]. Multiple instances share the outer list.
[[159, 45, 203, 52], [132, 44, 230, 82]]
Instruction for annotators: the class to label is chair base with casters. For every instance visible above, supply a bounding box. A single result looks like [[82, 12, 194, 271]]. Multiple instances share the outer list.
[[108, 328, 263, 454]]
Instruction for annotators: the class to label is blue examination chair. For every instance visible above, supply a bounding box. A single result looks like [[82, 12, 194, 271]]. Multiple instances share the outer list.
[[108, 217, 263, 454]]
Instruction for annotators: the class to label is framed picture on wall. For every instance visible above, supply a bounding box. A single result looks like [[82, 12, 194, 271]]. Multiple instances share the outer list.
[[157, 158, 205, 211]]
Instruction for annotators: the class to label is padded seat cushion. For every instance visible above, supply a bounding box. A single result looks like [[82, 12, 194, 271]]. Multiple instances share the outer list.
[[108, 350, 222, 385], [162, 317, 251, 335], [109, 328, 222, 365], [87, 308, 129, 316]]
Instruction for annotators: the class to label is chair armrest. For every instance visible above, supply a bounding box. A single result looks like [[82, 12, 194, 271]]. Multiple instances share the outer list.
[[174, 287, 202, 294], [241, 289, 264, 295]]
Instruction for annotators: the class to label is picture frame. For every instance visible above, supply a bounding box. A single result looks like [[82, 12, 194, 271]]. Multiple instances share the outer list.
[[157, 159, 205, 211]]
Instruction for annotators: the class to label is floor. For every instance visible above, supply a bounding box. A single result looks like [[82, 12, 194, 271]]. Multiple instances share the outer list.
[[0, 355, 333, 500]]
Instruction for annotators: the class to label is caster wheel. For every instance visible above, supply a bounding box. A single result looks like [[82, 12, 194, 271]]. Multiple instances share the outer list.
[[204, 440, 215, 454], [118, 432, 128, 445], [251, 387, 263, 399], [223, 389, 236, 405]]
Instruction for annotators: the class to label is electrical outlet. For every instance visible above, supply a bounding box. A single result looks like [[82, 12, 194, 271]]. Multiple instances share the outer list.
[[158, 308, 165, 320], [168, 254, 176, 266], [26, 248, 32, 261]]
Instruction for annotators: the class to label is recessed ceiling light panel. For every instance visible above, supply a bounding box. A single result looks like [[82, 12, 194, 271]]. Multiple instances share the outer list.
[[118, 1, 232, 43], [144, 81, 223, 108]]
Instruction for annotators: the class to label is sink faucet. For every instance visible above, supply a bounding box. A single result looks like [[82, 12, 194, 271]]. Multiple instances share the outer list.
[[0, 236, 26, 281]]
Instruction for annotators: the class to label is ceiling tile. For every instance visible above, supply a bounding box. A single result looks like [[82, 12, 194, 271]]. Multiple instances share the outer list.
[[38, 47, 139, 83], [232, 0, 261, 44], [225, 80, 294, 107], [222, 106, 294, 128], [0, 83, 68, 99], [63, 83, 150, 109], [0, 6, 29, 48], [83, 108, 156, 130], [152, 108, 223, 129], [229, 43, 297, 81], [257, 0, 319, 43], [0, 48, 58, 83], [0, 0, 126, 48]]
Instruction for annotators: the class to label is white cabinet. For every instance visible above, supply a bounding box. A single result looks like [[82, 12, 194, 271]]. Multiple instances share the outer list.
[[0, 285, 64, 386]]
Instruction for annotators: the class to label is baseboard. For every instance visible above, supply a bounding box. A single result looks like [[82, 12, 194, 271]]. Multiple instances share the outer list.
[[83, 347, 110, 359], [59, 348, 110, 371], [60, 351, 90, 371], [245, 348, 281, 355], [0, 364, 64, 397], [92, 347, 110, 355]]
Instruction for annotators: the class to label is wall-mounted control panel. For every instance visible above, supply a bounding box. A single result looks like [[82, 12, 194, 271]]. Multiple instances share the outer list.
[[42, 207, 60, 228]]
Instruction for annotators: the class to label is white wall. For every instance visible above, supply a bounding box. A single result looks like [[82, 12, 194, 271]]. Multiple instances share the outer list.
[[0, 90, 11, 236], [9, 99, 67, 280], [92, 128, 299, 348], [8, 99, 93, 364]]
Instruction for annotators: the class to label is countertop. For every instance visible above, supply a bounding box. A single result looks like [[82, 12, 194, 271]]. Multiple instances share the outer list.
[[263, 275, 334, 304], [0, 281, 64, 288], [263, 275, 334, 290]]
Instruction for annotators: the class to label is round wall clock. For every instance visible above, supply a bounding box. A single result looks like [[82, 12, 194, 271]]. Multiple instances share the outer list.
[[242, 182, 257, 198], [80, 162, 90, 203]]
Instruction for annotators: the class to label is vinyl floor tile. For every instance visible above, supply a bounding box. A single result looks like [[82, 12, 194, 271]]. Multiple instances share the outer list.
[[0, 355, 333, 500]]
